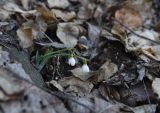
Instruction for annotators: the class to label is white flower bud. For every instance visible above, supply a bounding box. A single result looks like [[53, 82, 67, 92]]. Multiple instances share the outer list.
[[82, 64, 90, 73], [68, 57, 76, 66]]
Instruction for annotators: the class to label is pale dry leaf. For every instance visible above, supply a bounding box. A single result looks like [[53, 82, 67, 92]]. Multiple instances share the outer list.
[[47, 0, 70, 9], [17, 21, 40, 48], [124, 29, 160, 61], [58, 76, 93, 96], [125, 29, 159, 51], [52, 9, 76, 21], [71, 68, 98, 81], [21, 0, 29, 10], [68, 98, 93, 113], [93, 6, 103, 23], [46, 80, 63, 91], [0, 68, 26, 95], [152, 77, 160, 98], [142, 45, 160, 61], [98, 60, 118, 82], [0, 8, 13, 20], [3, 2, 36, 14], [0, 90, 9, 101], [78, 4, 95, 20], [88, 23, 101, 42], [132, 104, 156, 113], [111, 24, 126, 39], [56, 23, 79, 48]]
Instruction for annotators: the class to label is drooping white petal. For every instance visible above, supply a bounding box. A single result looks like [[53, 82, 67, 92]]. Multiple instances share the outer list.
[[82, 64, 90, 73], [68, 57, 76, 66]]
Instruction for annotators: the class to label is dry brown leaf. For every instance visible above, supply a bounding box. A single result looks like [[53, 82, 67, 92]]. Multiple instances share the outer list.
[[17, 26, 34, 48], [56, 23, 79, 48], [111, 24, 126, 39], [52, 9, 76, 21], [46, 80, 64, 91], [47, 0, 70, 9], [98, 60, 118, 82], [36, 4, 57, 23], [58, 76, 93, 96], [112, 5, 143, 38], [115, 5, 143, 29], [152, 77, 160, 98], [142, 45, 160, 61]]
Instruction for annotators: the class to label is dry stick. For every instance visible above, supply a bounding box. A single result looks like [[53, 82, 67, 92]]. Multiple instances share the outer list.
[[11, 72, 95, 113], [142, 80, 154, 113], [113, 18, 160, 45]]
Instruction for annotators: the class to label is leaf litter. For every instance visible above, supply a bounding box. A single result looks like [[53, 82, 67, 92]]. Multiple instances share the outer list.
[[0, 0, 160, 112]]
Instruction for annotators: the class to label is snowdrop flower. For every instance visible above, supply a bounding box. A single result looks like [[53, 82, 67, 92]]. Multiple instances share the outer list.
[[68, 56, 76, 66], [82, 64, 90, 73]]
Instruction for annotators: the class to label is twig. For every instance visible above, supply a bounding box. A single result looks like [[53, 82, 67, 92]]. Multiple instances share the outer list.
[[113, 18, 160, 45], [11, 70, 96, 113], [142, 80, 154, 113]]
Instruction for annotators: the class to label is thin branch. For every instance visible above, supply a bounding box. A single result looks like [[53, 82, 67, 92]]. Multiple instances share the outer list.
[[113, 18, 160, 45], [142, 80, 154, 113]]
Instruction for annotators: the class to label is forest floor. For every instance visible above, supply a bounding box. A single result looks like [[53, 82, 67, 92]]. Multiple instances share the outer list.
[[0, 0, 160, 113]]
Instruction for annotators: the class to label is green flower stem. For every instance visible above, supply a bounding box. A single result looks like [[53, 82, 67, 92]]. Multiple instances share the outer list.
[[41, 48, 73, 59]]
